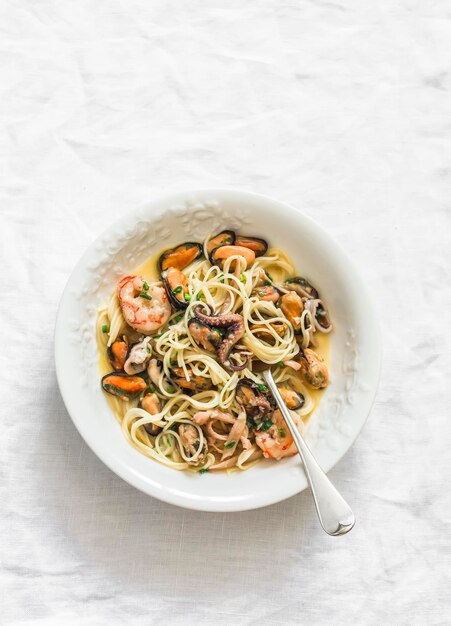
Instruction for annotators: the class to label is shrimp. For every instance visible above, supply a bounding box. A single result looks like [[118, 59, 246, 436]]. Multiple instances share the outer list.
[[255, 409, 305, 460], [117, 275, 171, 334]]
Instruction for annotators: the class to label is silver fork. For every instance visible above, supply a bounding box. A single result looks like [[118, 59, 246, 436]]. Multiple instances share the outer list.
[[263, 369, 355, 536]]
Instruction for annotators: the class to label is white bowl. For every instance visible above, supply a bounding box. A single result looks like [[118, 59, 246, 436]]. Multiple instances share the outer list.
[[55, 189, 381, 512]]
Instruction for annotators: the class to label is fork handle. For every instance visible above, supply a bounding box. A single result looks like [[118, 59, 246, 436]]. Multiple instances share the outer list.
[[262, 369, 355, 536]]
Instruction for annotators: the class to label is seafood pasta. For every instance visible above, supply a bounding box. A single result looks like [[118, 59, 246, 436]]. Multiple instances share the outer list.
[[97, 230, 332, 473]]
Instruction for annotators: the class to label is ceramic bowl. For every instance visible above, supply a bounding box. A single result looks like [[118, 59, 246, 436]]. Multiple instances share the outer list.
[[55, 189, 381, 511]]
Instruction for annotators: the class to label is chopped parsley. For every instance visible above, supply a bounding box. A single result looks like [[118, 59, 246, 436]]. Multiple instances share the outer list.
[[224, 440, 236, 449], [153, 333, 163, 339], [278, 428, 287, 438], [172, 315, 183, 324], [172, 286, 183, 295], [218, 274, 224, 283], [101, 324, 108, 333], [277, 362, 285, 367], [139, 292, 152, 300], [184, 293, 191, 301], [146, 346, 151, 354], [260, 418, 273, 431], [264, 281, 272, 286], [142, 280, 149, 291], [257, 384, 268, 392], [198, 468, 209, 475], [196, 292, 202, 301], [147, 385, 156, 393], [240, 273, 246, 282], [166, 385, 175, 394]]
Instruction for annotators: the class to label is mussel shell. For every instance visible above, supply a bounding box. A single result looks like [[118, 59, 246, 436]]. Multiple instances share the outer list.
[[315, 302, 331, 330], [171, 366, 212, 391], [188, 318, 222, 352], [278, 386, 305, 410], [101, 373, 147, 399], [284, 277, 319, 299], [158, 242, 203, 273], [107, 337, 128, 371], [235, 235, 268, 257], [236, 378, 272, 417], [207, 230, 236, 262], [161, 267, 189, 310]]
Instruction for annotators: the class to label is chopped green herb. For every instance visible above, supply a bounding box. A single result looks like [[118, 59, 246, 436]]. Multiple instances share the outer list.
[[196, 292, 202, 301], [258, 291, 265, 297], [218, 274, 224, 283], [260, 419, 273, 431], [264, 281, 272, 286], [172, 285, 183, 295], [278, 428, 287, 438], [142, 280, 149, 291], [212, 326, 225, 337], [166, 386, 175, 393], [257, 384, 268, 392], [101, 324, 108, 333], [277, 362, 285, 367], [184, 293, 191, 301], [139, 292, 152, 300], [198, 468, 209, 475], [147, 385, 156, 393], [224, 440, 236, 449], [146, 346, 151, 354], [247, 416, 257, 429], [153, 333, 163, 339], [240, 273, 246, 282], [265, 271, 273, 281], [173, 315, 183, 323]]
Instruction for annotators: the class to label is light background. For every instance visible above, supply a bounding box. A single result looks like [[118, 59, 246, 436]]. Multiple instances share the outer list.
[[1, 1, 450, 625]]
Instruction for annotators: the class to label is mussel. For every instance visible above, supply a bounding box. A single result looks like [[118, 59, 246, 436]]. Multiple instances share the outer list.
[[188, 318, 222, 352], [101, 373, 147, 400], [158, 242, 203, 273], [147, 358, 163, 388], [210, 245, 256, 269], [236, 378, 272, 418], [284, 277, 319, 299], [207, 230, 236, 262], [280, 292, 304, 333], [178, 424, 208, 466], [162, 266, 190, 310], [235, 235, 268, 257], [314, 301, 332, 332], [171, 366, 212, 391], [108, 336, 129, 371], [278, 386, 305, 410], [251, 285, 280, 303], [250, 321, 287, 342], [298, 348, 329, 389], [124, 337, 152, 375], [139, 392, 163, 435]]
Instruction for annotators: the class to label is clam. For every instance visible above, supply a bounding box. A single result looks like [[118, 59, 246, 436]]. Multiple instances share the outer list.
[[178, 424, 209, 466], [284, 277, 319, 299], [210, 245, 255, 269], [251, 285, 280, 303], [278, 386, 305, 410], [162, 266, 189, 309], [280, 292, 304, 333], [298, 348, 329, 389], [188, 318, 222, 352], [139, 392, 162, 435], [206, 230, 236, 262], [101, 373, 147, 400], [158, 242, 203, 273], [147, 358, 163, 387], [235, 235, 268, 257], [108, 336, 128, 371], [171, 366, 212, 391], [236, 378, 272, 417], [124, 337, 152, 375]]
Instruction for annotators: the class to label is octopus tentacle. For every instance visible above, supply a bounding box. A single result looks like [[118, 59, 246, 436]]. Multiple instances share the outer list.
[[193, 306, 246, 369]]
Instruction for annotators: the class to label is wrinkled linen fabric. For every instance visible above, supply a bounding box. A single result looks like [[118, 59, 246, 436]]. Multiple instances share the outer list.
[[1, 1, 450, 625]]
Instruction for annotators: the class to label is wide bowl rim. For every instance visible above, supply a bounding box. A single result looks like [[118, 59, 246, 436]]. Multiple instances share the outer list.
[[55, 188, 381, 512]]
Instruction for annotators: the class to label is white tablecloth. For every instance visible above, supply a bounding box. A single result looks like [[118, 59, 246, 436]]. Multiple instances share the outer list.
[[1, 2, 450, 624]]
